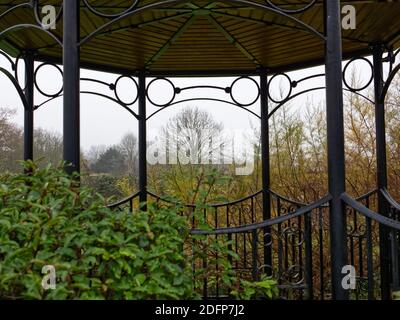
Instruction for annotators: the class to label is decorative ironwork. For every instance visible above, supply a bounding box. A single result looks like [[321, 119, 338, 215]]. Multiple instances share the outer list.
[[190, 195, 331, 299], [146, 76, 262, 121], [78, 0, 326, 49], [0, 50, 28, 110], [381, 47, 400, 103], [342, 57, 374, 92], [82, 0, 140, 18], [146, 77, 177, 107], [33, 73, 139, 120], [0, 1, 62, 46], [342, 190, 400, 300], [146, 76, 260, 109], [34, 62, 63, 98], [113, 75, 139, 106], [265, 0, 317, 14]]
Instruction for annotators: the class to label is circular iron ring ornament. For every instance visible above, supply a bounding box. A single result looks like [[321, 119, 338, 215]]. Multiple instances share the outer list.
[[258, 264, 275, 277], [33, 0, 63, 29], [268, 73, 293, 104], [281, 265, 305, 286], [83, 0, 139, 18], [34, 62, 63, 98], [265, 0, 317, 14], [342, 57, 374, 92], [280, 226, 305, 246], [113, 75, 139, 106], [146, 77, 177, 107], [229, 76, 260, 107], [259, 229, 274, 247]]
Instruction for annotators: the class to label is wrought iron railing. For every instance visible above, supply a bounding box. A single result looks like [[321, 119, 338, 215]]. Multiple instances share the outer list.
[[342, 191, 400, 300], [106, 188, 400, 300], [190, 195, 331, 299]]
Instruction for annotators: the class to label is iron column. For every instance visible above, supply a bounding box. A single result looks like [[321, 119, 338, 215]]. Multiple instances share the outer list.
[[373, 44, 391, 300], [260, 67, 272, 274], [24, 51, 34, 161], [63, 0, 80, 174], [324, 0, 348, 300], [138, 71, 147, 207]]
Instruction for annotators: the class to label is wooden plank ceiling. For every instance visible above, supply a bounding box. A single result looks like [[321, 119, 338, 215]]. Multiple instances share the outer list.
[[1, 0, 400, 74]]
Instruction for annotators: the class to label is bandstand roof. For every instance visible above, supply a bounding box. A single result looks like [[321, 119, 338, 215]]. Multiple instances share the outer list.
[[1, 0, 400, 75]]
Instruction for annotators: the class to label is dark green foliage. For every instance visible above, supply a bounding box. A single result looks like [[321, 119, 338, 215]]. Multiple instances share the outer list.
[[82, 174, 124, 200], [91, 147, 126, 175], [0, 161, 194, 300], [231, 276, 279, 300]]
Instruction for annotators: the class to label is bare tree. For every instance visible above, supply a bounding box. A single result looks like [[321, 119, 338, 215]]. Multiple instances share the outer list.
[[149, 107, 227, 204], [33, 128, 63, 165], [0, 107, 23, 172], [161, 107, 224, 165], [119, 133, 138, 175]]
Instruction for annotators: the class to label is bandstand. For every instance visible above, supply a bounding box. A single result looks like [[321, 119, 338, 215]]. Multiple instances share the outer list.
[[1, 0, 400, 300]]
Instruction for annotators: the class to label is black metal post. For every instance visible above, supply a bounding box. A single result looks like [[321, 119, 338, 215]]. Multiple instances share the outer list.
[[24, 51, 34, 161], [138, 71, 147, 207], [373, 44, 391, 300], [63, 0, 80, 174], [324, 0, 348, 300], [260, 67, 272, 274]]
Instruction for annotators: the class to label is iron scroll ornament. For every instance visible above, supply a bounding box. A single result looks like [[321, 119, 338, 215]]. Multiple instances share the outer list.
[[267, 67, 376, 120], [0, 50, 28, 110], [0, 0, 63, 25], [0, 1, 63, 46], [0, 66, 28, 111], [382, 46, 400, 80], [82, 0, 140, 18], [32, 64, 139, 107], [380, 48, 400, 104], [0, 50, 26, 90], [265, 0, 317, 14], [33, 72, 139, 120], [0, 2, 31, 21], [81, 0, 317, 18]]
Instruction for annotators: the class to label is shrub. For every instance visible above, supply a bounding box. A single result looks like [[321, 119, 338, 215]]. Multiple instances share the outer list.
[[81, 174, 125, 200], [231, 276, 279, 300], [0, 161, 194, 300]]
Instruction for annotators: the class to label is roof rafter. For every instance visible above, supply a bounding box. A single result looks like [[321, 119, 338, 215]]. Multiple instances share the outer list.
[[145, 14, 198, 67], [206, 14, 261, 66]]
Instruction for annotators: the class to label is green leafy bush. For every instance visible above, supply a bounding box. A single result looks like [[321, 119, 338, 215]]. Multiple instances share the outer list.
[[0, 161, 194, 300], [231, 276, 279, 300]]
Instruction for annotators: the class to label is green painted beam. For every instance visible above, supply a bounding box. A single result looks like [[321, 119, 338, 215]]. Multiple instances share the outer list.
[[206, 14, 261, 66], [0, 39, 20, 57], [145, 14, 197, 67]]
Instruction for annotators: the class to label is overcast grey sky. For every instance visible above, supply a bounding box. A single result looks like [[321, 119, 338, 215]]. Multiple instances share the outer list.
[[0, 56, 378, 152]]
